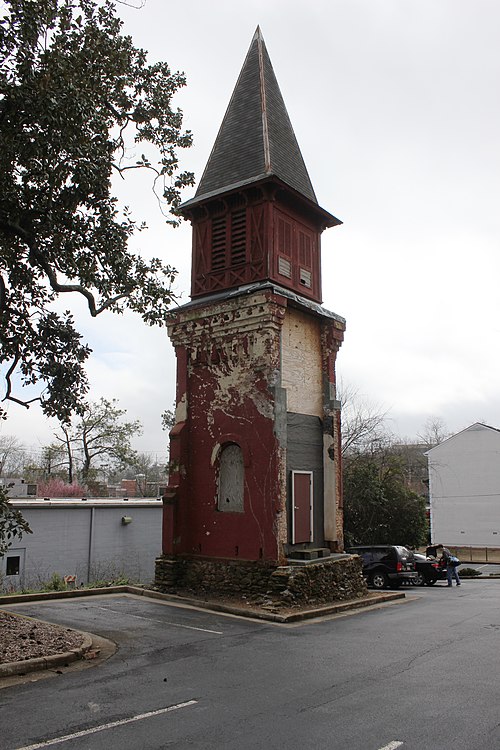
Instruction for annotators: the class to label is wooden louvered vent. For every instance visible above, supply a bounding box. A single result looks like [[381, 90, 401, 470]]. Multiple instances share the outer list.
[[211, 216, 226, 270], [230, 209, 246, 266], [299, 231, 312, 267]]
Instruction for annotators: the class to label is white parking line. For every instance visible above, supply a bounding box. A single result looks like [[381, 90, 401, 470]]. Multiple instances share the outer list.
[[14, 699, 198, 750], [97, 605, 223, 634], [378, 742, 403, 750]]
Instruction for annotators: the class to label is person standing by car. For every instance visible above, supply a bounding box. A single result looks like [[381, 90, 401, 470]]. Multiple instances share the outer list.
[[437, 544, 461, 587]]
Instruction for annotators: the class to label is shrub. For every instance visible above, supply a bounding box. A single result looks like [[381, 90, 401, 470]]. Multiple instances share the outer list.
[[459, 567, 481, 577], [44, 573, 67, 591]]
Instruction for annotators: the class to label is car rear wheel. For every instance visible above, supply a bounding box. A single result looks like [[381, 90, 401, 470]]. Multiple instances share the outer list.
[[371, 571, 389, 589], [414, 571, 426, 586]]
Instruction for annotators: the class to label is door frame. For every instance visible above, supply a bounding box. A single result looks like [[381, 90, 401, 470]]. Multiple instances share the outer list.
[[291, 470, 314, 544]]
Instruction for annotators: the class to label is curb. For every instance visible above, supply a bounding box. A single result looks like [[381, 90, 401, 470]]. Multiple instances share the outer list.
[[0, 585, 129, 606], [0, 625, 93, 678], [0, 585, 406, 625], [124, 586, 406, 623]]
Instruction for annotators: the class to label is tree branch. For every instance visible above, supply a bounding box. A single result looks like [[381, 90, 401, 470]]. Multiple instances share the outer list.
[[29, 245, 129, 316], [0, 274, 5, 313], [2, 352, 42, 409], [0, 215, 130, 316], [112, 162, 160, 179]]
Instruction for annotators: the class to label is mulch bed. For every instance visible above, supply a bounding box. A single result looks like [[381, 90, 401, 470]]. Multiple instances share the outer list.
[[0, 610, 84, 664]]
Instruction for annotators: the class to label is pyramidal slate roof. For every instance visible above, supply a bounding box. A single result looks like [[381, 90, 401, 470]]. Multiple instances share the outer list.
[[186, 27, 318, 207]]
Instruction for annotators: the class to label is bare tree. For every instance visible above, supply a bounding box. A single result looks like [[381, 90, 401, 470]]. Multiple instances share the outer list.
[[54, 426, 77, 484], [417, 417, 450, 449], [126, 453, 168, 497], [338, 381, 388, 456], [0, 435, 25, 476]]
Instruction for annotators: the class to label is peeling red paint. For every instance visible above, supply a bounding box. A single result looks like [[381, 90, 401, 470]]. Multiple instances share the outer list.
[[163, 286, 346, 563], [164, 291, 286, 562]]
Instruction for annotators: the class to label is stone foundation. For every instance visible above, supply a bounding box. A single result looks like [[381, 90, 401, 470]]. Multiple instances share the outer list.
[[155, 555, 275, 596], [155, 554, 367, 606], [269, 555, 367, 605]]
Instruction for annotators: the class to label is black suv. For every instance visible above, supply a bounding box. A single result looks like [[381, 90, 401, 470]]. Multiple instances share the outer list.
[[346, 545, 418, 589]]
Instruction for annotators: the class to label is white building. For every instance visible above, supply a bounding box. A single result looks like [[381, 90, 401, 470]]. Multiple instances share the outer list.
[[0, 498, 162, 592], [427, 423, 500, 547], [1, 478, 37, 498]]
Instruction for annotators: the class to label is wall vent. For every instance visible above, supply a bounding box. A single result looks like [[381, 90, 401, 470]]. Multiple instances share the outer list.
[[299, 268, 311, 287], [278, 256, 292, 278]]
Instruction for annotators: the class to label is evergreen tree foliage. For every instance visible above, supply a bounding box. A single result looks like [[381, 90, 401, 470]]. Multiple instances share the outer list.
[[0, 0, 194, 420], [0, 484, 31, 555], [53, 397, 142, 482], [343, 454, 428, 549]]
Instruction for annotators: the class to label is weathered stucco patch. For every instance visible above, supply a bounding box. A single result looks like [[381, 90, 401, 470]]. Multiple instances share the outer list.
[[175, 393, 188, 423], [281, 308, 322, 417]]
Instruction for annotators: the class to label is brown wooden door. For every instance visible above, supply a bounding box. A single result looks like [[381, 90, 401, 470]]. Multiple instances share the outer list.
[[292, 471, 313, 543]]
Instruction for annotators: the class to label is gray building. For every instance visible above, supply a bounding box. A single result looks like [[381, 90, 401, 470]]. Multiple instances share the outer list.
[[1, 498, 162, 592]]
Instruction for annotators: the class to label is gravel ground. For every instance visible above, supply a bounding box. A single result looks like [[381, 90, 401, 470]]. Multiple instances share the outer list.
[[0, 610, 85, 664]]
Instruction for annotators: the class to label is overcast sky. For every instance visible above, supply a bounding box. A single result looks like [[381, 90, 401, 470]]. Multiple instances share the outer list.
[[3, 0, 500, 458]]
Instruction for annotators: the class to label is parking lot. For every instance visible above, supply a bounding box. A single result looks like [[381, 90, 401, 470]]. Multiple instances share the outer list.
[[1, 579, 500, 750], [464, 562, 500, 575]]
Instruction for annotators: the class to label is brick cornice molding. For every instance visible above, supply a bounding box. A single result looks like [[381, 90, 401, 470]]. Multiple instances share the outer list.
[[168, 291, 287, 349]]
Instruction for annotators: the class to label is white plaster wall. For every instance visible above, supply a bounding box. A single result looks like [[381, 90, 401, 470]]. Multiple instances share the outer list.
[[431, 496, 500, 546], [281, 308, 322, 417], [429, 424, 500, 545]]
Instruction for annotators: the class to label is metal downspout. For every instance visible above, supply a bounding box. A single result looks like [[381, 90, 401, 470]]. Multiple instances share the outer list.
[[87, 506, 95, 584]]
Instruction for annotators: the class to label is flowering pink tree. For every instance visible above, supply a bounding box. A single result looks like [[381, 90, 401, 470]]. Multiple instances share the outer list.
[[37, 478, 87, 498]]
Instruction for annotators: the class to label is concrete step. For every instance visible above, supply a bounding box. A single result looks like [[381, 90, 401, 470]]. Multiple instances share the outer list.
[[288, 547, 331, 561]]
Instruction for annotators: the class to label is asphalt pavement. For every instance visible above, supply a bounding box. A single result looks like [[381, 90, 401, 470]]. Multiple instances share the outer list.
[[1, 582, 500, 750]]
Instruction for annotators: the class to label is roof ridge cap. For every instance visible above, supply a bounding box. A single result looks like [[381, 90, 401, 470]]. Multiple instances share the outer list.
[[257, 29, 271, 173], [194, 32, 261, 194]]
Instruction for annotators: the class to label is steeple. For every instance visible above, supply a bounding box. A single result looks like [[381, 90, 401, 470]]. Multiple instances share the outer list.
[[156, 28, 346, 590], [186, 27, 318, 207]]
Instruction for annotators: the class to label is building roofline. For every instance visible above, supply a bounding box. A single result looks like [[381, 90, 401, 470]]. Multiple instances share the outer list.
[[8, 498, 163, 507], [180, 174, 341, 228], [425, 422, 500, 455], [168, 280, 346, 326]]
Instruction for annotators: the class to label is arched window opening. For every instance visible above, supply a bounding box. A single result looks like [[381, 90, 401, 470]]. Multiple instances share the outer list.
[[217, 444, 244, 512]]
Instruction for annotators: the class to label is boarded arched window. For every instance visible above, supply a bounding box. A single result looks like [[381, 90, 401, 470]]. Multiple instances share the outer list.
[[217, 444, 244, 512]]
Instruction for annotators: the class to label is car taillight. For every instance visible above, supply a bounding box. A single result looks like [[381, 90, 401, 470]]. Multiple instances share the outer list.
[[396, 562, 402, 572], [432, 563, 439, 570]]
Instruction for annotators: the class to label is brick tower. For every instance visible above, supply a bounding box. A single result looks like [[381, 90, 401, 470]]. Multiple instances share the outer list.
[[156, 28, 346, 591]]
